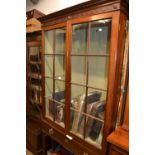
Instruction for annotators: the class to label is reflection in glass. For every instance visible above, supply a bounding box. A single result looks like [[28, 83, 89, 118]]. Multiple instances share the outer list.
[[29, 46, 39, 54], [70, 110, 84, 138], [29, 88, 42, 104], [45, 30, 54, 54], [85, 90, 106, 118], [29, 47, 40, 61], [55, 28, 66, 54], [71, 84, 86, 100], [55, 102, 65, 127], [72, 23, 88, 54], [45, 78, 53, 97], [29, 64, 41, 74], [45, 98, 54, 121], [45, 55, 53, 77], [87, 88, 107, 104], [55, 80, 65, 95], [29, 46, 40, 56], [71, 56, 86, 84], [85, 117, 103, 148], [70, 85, 86, 138], [84, 90, 106, 148], [55, 56, 65, 80], [48, 89, 65, 127], [88, 57, 109, 90], [48, 81, 65, 127], [90, 19, 111, 53]]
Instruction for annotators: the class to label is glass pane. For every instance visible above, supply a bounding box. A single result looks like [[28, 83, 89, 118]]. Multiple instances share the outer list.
[[29, 88, 42, 104], [71, 85, 86, 110], [72, 23, 88, 54], [45, 78, 53, 97], [86, 89, 106, 117], [70, 110, 84, 138], [29, 64, 41, 74], [45, 98, 54, 121], [55, 80, 65, 93], [55, 56, 65, 80], [45, 30, 54, 54], [71, 56, 86, 84], [29, 46, 40, 55], [31, 78, 41, 86], [55, 102, 65, 127], [85, 117, 103, 148], [88, 57, 109, 90], [54, 80, 65, 103], [70, 84, 86, 138], [46, 97, 65, 127], [55, 28, 66, 54], [45, 55, 53, 77], [53, 80, 65, 127], [29, 46, 41, 62], [90, 19, 111, 54], [53, 90, 65, 104], [86, 89, 106, 119]]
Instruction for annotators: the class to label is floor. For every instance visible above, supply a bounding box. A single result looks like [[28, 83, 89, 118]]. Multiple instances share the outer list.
[[26, 149, 33, 155]]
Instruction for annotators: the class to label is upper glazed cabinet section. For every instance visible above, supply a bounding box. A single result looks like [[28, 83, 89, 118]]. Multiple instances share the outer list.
[[43, 13, 113, 148], [41, 0, 128, 153]]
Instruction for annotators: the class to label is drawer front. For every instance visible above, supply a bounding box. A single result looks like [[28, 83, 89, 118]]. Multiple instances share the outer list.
[[42, 123, 80, 154], [42, 121, 103, 155], [26, 128, 42, 149]]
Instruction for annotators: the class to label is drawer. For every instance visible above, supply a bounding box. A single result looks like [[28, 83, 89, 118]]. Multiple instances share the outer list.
[[42, 121, 104, 155], [42, 123, 80, 154], [26, 128, 42, 149]]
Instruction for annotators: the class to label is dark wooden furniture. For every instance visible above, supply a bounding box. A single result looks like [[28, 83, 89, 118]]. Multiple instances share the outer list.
[[26, 10, 45, 155], [26, 9, 45, 33], [42, 132, 74, 155], [27, 9, 45, 20], [107, 28, 129, 155], [26, 118, 43, 155], [107, 84, 129, 155], [26, 27, 43, 121], [39, 1, 129, 155]]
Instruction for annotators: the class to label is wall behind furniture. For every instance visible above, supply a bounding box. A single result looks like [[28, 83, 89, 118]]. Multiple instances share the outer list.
[[26, 0, 90, 14]]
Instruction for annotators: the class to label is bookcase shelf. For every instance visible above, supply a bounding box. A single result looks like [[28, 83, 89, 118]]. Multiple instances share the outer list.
[[29, 84, 42, 91], [26, 9, 45, 155], [29, 60, 42, 65], [27, 33, 43, 115]]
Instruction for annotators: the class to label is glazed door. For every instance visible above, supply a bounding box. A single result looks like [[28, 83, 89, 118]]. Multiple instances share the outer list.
[[42, 11, 120, 154], [66, 12, 120, 153], [43, 25, 66, 128], [69, 19, 111, 149]]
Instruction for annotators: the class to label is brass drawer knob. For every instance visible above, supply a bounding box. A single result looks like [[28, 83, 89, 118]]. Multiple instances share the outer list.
[[65, 134, 73, 140]]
